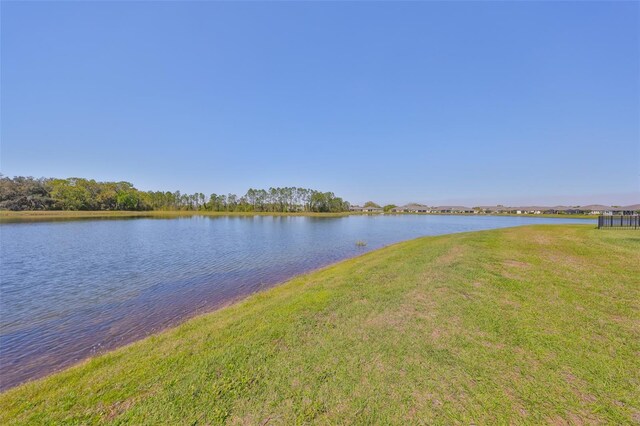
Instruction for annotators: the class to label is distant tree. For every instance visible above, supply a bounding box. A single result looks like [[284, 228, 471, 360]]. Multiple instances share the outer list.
[[363, 201, 381, 208], [227, 193, 238, 212], [383, 204, 397, 212], [116, 190, 139, 210], [0, 175, 54, 210], [48, 178, 92, 210], [0, 176, 352, 213]]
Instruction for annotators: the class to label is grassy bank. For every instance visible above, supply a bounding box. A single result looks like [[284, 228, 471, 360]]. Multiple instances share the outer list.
[[1, 225, 638, 424], [0, 209, 593, 222]]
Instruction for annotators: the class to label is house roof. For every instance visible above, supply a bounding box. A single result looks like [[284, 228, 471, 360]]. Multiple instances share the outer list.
[[385, 203, 640, 212], [475, 206, 509, 211], [434, 206, 473, 211], [397, 203, 430, 210], [514, 206, 549, 211], [621, 204, 640, 210], [579, 204, 613, 210]]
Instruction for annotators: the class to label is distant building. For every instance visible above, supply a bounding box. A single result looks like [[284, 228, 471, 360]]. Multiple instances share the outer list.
[[514, 206, 545, 214], [475, 206, 509, 214], [351, 205, 383, 213], [433, 206, 474, 214], [362, 206, 383, 213], [391, 204, 430, 213], [477, 204, 640, 216], [545, 206, 583, 214], [621, 204, 640, 215], [367, 202, 639, 216], [578, 205, 614, 215]]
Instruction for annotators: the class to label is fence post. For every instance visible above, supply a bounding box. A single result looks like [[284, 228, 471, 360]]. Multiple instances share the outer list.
[[599, 214, 640, 229]]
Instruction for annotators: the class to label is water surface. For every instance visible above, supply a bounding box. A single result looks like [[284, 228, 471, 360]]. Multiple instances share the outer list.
[[0, 214, 591, 389]]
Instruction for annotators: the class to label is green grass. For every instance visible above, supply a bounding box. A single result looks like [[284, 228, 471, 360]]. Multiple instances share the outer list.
[[1, 225, 638, 424]]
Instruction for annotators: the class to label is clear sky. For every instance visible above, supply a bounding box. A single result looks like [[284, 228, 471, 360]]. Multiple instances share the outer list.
[[1, 1, 638, 206]]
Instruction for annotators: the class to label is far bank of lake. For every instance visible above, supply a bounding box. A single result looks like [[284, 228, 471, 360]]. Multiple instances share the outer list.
[[0, 209, 594, 223]]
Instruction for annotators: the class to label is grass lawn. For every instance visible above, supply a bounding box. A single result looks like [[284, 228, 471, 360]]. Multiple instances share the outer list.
[[1, 225, 638, 424]]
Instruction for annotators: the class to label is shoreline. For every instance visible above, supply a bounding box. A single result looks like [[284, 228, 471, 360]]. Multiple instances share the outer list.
[[2, 224, 637, 424], [0, 209, 594, 222], [5, 226, 493, 391], [1, 217, 594, 392], [0, 245, 379, 392]]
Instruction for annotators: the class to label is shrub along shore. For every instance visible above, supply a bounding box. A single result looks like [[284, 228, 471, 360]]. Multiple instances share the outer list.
[[1, 225, 638, 424]]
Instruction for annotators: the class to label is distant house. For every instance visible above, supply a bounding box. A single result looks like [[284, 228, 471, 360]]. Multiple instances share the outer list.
[[579, 205, 614, 215], [391, 203, 430, 213], [434, 206, 474, 214], [475, 206, 510, 214], [362, 206, 383, 213], [385, 203, 640, 216], [621, 204, 640, 215], [514, 206, 544, 214], [610, 207, 625, 215], [545, 206, 567, 214], [577, 205, 640, 215], [546, 206, 583, 215], [349, 205, 364, 212]]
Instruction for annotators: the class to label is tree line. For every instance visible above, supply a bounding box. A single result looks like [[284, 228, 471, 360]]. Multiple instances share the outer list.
[[0, 176, 351, 213]]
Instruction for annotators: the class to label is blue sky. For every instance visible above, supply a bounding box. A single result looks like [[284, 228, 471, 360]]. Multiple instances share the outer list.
[[1, 1, 638, 206]]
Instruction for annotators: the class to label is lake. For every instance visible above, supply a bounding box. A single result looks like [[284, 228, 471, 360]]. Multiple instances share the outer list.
[[0, 214, 592, 389]]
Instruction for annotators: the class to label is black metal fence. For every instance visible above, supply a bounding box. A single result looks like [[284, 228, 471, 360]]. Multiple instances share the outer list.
[[598, 215, 640, 229]]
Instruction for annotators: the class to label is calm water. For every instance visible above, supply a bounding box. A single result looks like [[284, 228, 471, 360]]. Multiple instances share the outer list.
[[0, 214, 591, 389]]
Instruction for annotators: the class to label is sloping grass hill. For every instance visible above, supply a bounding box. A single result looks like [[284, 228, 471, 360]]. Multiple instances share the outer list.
[[1, 225, 638, 424]]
